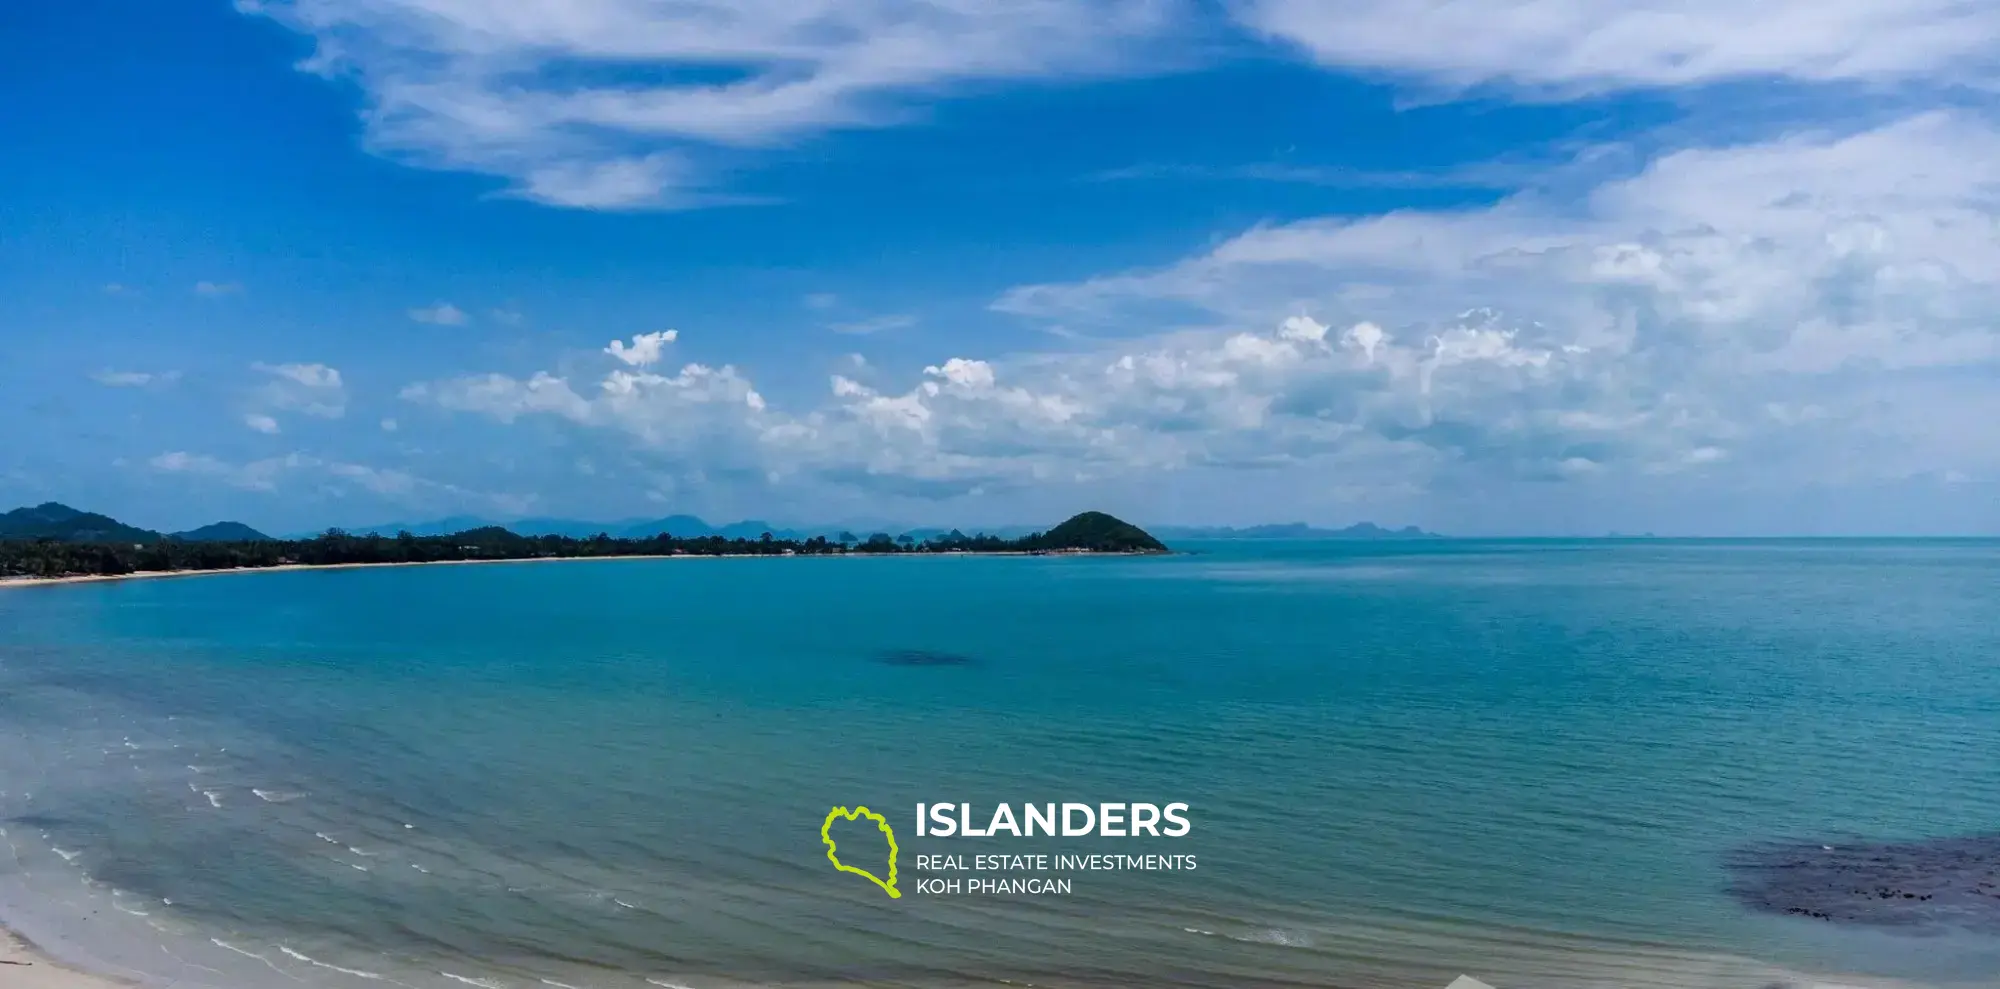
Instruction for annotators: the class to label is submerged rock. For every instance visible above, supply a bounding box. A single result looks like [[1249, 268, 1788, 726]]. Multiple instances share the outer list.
[[1726, 833, 2000, 934], [876, 649, 977, 667]]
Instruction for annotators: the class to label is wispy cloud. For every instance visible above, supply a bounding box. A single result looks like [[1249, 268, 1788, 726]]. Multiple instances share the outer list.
[[1086, 160, 1536, 191], [244, 413, 282, 434], [829, 314, 918, 336], [408, 301, 469, 325], [90, 369, 180, 388], [251, 361, 347, 419], [1233, 0, 2000, 95], [194, 280, 243, 297], [239, 0, 1195, 210], [149, 449, 524, 510]]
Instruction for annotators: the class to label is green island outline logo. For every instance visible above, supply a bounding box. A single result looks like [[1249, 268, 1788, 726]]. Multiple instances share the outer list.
[[821, 805, 901, 898]]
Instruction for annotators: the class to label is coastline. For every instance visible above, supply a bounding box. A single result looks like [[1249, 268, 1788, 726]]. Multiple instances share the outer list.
[[0, 928, 127, 989], [0, 549, 1166, 589]]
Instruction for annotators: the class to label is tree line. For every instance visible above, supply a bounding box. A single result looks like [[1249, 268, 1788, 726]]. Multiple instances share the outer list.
[[0, 523, 1143, 580]]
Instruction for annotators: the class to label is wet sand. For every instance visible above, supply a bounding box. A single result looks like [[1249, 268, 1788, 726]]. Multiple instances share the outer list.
[[0, 928, 128, 989]]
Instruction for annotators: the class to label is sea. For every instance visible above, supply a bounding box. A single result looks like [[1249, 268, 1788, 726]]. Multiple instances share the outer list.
[[1, 540, 1998, 989]]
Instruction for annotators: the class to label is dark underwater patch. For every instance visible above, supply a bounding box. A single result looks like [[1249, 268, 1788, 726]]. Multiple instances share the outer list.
[[876, 649, 977, 668], [1726, 833, 2000, 934]]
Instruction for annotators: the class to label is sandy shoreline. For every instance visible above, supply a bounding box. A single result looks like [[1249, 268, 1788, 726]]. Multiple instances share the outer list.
[[0, 928, 127, 989], [0, 549, 1164, 590], [0, 554, 694, 589]]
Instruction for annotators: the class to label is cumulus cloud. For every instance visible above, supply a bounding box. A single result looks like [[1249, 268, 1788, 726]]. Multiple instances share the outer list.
[[239, 0, 1191, 209], [991, 111, 2000, 490], [399, 113, 2000, 505], [252, 361, 348, 419], [408, 301, 469, 325], [245, 413, 282, 434], [1232, 0, 2000, 95], [604, 330, 678, 367]]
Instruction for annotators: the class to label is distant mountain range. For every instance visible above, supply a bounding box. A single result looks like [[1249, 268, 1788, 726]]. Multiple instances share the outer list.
[[0, 503, 272, 543], [1151, 522, 1440, 540], [318, 516, 1442, 542], [1, 501, 1439, 546]]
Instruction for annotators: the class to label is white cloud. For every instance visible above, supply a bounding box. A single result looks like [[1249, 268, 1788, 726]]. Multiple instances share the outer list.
[[401, 112, 2000, 504], [804, 293, 841, 311], [408, 301, 469, 325], [252, 361, 348, 419], [245, 413, 282, 434], [239, 0, 1191, 209], [380, 417, 399, 432], [604, 330, 679, 367], [194, 280, 243, 296], [1232, 0, 2000, 94], [149, 449, 526, 509], [988, 111, 2000, 490], [829, 314, 918, 335], [91, 370, 179, 387]]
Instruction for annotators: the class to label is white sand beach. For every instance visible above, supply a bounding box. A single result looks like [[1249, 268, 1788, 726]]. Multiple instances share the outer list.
[[0, 929, 127, 989]]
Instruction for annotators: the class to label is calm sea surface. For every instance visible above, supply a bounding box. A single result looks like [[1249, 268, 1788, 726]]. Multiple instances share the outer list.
[[2, 541, 1998, 989]]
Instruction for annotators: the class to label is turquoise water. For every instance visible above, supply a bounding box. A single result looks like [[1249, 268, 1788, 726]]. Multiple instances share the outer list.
[[2, 541, 1998, 989]]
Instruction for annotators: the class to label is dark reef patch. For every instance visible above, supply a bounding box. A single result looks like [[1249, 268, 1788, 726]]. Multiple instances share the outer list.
[[1726, 833, 2000, 934], [876, 649, 977, 668]]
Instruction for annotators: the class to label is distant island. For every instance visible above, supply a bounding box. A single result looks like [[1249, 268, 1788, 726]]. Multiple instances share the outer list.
[[1151, 521, 1440, 540], [0, 504, 1169, 581]]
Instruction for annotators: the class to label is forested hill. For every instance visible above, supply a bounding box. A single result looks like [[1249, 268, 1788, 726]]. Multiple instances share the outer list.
[[0, 510, 1170, 579], [0, 503, 272, 543]]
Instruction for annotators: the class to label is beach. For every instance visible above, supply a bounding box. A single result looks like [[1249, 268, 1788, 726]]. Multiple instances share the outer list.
[[0, 548, 1164, 590], [0, 930, 123, 989], [0, 554, 691, 589]]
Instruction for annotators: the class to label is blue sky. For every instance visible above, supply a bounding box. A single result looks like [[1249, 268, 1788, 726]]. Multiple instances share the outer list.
[[3, 1, 1997, 535]]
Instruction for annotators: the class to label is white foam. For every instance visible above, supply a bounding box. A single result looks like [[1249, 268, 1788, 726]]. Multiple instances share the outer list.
[[254, 789, 307, 803], [317, 832, 341, 843], [613, 899, 637, 910], [202, 790, 224, 808], [645, 981, 695, 989], [441, 972, 505, 988], [1233, 928, 1313, 948], [539, 980, 584, 989], [280, 945, 384, 980], [212, 938, 306, 982], [349, 846, 377, 856], [53, 847, 80, 862]]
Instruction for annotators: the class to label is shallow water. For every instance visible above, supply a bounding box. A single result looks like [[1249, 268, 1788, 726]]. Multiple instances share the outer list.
[[2, 541, 1998, 989]]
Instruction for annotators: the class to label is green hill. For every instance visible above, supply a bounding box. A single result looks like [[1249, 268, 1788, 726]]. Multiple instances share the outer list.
[[0, 502, 160, 543], [1024, 511, 1168, 553], [172, 521, 272, 542]]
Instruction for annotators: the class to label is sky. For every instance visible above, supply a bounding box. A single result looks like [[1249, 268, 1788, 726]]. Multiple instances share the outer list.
[[3, 1, 1998, 536]]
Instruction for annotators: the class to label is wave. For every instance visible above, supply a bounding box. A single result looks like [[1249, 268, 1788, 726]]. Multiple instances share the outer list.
[[278, 946, 384, 981]]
